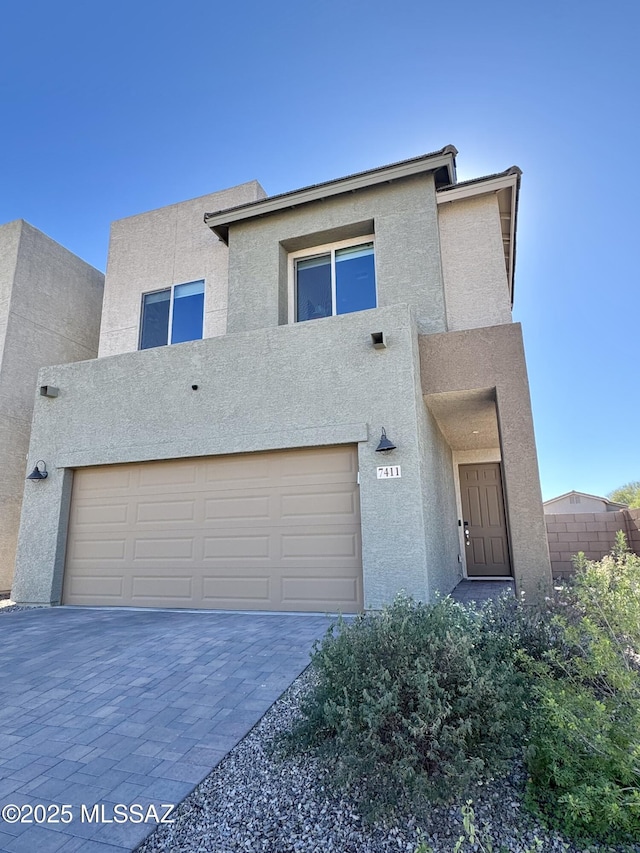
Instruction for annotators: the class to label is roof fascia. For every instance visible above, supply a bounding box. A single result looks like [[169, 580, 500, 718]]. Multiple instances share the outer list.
[[205, 149, 457, 243], [435, 171, 519, 204]]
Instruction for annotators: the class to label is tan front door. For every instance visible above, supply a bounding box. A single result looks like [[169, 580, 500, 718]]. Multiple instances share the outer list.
[[459, 463, 511, 577], [63, 445, 363, 612]]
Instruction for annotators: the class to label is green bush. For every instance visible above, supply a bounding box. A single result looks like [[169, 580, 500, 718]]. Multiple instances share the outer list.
[[290, 595, 529, 811], [478, 590, 564, 663], [524, 533, 640, 842]]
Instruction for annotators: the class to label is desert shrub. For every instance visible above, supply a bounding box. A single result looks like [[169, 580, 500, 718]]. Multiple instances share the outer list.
[[289, 595, 529, 811], [524, 533, 640, 842], [479, 590, 564, 663], [568, 531, 640, 678]]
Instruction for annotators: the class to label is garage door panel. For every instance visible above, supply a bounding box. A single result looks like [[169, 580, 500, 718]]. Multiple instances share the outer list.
[[280, 446, 356, 480], [202, 535, 272, 560], [64, 445, 362, 612], [71, 539, 127, 561], [202, 576, 271, 603], [133, 538, 194, 560], [73, 467, 133, 495], [203, 456, 271, 488], [67, 575, 124, 598], [280, 530, 359, 559], [131, 576, 193, 600], [75, 503, 129, 526], [204, 495, 271, 522], [136, 500, 197, 523], [280, 486, 357, 521], [281, 575, 359, 605]]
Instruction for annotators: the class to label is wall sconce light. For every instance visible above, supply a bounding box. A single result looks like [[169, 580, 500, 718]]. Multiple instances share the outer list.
[[375, 428, 396, 454], [26, 460, 48, 480]]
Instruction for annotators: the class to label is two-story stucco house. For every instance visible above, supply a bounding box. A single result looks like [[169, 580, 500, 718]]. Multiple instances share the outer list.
[[11, 146, 552, 611], [0, 220, 104, 594]]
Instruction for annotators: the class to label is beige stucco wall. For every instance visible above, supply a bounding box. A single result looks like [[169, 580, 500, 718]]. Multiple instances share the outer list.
[[0, 221, 22, 376], [13, 304, 466, 609], [0, 221, 23, 591], [420, 323, 552, 601], [438, 194, 512, 331], [0, 220, 104, 591], [410, 326, 462, 597], [417, 401, 462, 596], [98, 181, 266, 358], [225, 174, 447, 337]]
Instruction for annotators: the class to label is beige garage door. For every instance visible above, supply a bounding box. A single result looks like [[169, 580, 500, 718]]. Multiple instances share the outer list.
[[63, 445, 362, 612]]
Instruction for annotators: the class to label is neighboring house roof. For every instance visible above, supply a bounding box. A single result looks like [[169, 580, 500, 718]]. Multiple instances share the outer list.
[[203, 145, 459, 243], [543, 490, 629, 510]]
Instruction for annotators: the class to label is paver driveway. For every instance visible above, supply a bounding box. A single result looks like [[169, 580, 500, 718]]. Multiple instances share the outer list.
[[0, 607, 330, 853]]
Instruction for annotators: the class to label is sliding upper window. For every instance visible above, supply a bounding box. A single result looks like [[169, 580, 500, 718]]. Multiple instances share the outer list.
[[139, 280, 205, 349], [291, 238, 376, 322]]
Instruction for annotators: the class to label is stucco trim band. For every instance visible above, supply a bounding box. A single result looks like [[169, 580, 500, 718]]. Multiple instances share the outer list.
[[55, 422, 370, 469]]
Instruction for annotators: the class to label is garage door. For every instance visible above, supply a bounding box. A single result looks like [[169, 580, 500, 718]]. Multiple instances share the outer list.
[[62, 445, 362, 612]]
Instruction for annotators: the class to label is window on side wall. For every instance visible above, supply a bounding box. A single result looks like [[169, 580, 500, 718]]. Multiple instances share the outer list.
[[290, 237, 376, 323], [139, 280, 205, 349]]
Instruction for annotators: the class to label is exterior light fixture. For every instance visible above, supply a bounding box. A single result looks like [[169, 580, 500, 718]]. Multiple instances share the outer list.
[[375, 428, 396, 454], [26, 460, 48, 480]]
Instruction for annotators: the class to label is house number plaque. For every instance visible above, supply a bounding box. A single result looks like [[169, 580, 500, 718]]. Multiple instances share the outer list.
[[377, 465, 401, 479]]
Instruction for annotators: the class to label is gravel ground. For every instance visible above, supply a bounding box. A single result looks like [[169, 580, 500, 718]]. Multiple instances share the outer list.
[[0, 602, 44, 612], [136, 668, 640, 853]]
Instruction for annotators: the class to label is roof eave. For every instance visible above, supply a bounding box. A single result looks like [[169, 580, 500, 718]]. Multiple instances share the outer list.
[[204, 146, 458, 244]]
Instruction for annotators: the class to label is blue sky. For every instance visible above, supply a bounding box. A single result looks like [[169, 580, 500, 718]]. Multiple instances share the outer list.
[[1, 0, 638, 500]]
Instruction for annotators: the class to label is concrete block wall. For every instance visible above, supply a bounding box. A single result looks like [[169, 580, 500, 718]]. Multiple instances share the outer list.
[[546, 509, 640, 578], [626, 508, 640, 554]]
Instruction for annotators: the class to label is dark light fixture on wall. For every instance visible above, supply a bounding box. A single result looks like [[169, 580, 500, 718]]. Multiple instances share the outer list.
[[375, 428, 396, 454], [26, 460, 48, 480]]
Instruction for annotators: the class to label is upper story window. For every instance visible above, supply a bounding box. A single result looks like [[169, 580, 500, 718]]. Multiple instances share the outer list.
[[139, 280, 205, 349], [290, 237, 376, 323]]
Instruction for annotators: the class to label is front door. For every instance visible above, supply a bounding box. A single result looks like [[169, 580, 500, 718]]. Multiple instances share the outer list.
[[459, 463, 511, 577]]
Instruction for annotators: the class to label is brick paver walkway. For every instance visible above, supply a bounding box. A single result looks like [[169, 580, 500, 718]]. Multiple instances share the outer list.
[[0, 608, 329, 852], [450, 578, 516, 606]]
